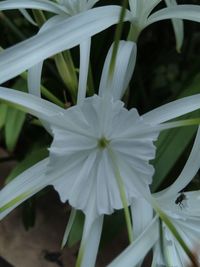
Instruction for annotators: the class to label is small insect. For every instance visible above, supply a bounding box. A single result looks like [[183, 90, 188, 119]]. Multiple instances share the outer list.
[[175, 192, 186, 208]]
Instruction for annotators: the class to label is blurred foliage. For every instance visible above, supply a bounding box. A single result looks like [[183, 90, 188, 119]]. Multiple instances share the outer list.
[[0, 0, 200, 252]]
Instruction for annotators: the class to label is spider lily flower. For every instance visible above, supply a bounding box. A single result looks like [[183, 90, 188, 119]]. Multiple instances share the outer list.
[[151, 190, 200, 267], [128, 0, 200, 52], [0, 0, 132, 102], [151, 128, 200, 267], [1, 36, 200, 266], [1, 1, 200, 92], [108, 128, 200, 267]]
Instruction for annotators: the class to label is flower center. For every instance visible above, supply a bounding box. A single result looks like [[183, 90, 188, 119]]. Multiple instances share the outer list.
[[98, 137, 110, 149]]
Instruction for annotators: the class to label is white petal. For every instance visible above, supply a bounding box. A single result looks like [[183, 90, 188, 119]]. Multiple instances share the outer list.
[[164, 0, 184, 52], [147, 5, 200, 26], [50, 150, 97, 210], [0, 158, 49, 219], [28, 62, 43, 96], [142, 94, 200, 124], [80, 215, 103, 267], [131, 198, 153, 245], [0, 0, 66, 14], [49, 152, 91, 202], [184, 191, 200, 215], [99, 41, 137, 100], [108, 217, 159, 267], [62, 208, 76, 248], [77, 38, 91, 103], [116, 156, 152, 198], [0, 6, 132, 84], [131, 198, 153, 267], [0, 86, 63, 122], [28, 15, 69, 96], [78, 196, 104, 267]]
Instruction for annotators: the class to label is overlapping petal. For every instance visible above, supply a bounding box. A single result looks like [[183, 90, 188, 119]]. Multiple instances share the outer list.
[[147, 5, 200, 26], [0, 6, 132, 84], [99, 41, 137, 101], [0, 0, 66, 14], [47, 95, 157, 215]]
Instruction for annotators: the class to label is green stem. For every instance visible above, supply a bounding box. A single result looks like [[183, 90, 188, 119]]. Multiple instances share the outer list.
[[76, 242, 84, 267], [108, 147, 133, 243], [54, 51, 78, 104], [32, 9, 46, 27], [109, 0, 128, 78], [161, 118, 200, 132], [127, 24, 140, 42]]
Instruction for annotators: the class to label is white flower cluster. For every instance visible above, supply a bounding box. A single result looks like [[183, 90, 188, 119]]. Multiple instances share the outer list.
[[0, 1, 200, 266]]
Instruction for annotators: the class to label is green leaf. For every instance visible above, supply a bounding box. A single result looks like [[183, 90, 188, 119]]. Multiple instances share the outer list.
[[67, 211, 84, 247], [5, 107, 26, 152], [4, 79, 28, 152], [0, 103, 8, 129], [152, 73, 200, 191]]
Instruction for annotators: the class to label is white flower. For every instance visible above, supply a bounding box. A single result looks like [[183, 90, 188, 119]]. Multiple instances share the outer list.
[[108, 128, 200, 267], [127, 0, 200, 56], [1, 42, 200, 266], [47, 94, 158, 214], [152, 128, 200, 266], [153, 190, 200, 267]]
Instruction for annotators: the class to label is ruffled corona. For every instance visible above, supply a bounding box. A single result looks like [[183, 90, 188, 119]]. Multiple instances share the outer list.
[[48, 95, 158, 215]]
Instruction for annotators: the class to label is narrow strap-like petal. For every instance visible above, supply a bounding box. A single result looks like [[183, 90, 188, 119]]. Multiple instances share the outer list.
[[77, 39, 91, 103], [107, 216, 159, 267], [0, 158, 49, 220], [79, 215, 104, 267], [19, 9, 37, 26], [76, 195, 104, 267], [131, 198, 153, 267], [28, 15, 68, 97], [0, 6, 132, 84], [131, 198, 153, 239], [62, 208, 77, 248], [0, 86, 63, 122], [147, 5, 200, 26], [164, 0, 184, 52], [0, 0, 66, 14], [28, 63, 43, 96], [142, 94, 200, 124], [99, 41, 137, 100]]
